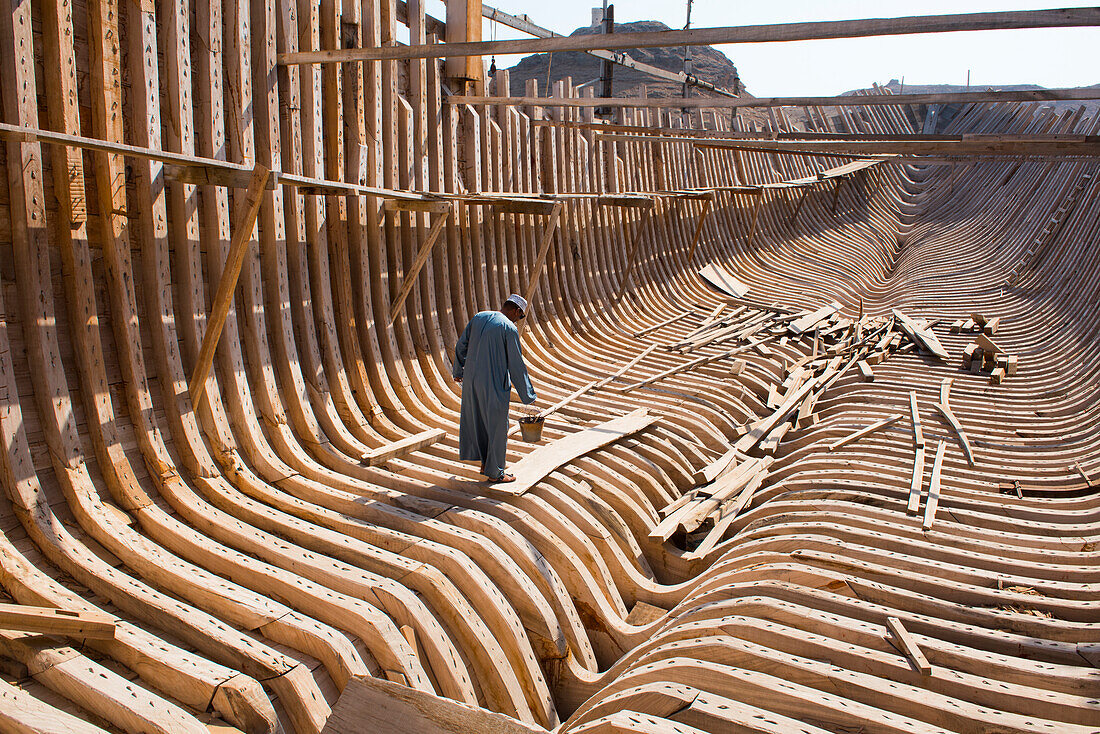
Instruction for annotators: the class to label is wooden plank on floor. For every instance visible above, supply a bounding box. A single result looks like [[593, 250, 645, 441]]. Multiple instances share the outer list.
[[923, 440, 947, 530], [321, 674, 544, 734], [698, 263, 750, 298], [363, 428, 447, 465], [501, 409, 658, 495], [907, 444, 926, 515], [827, 414, 903, 452], [885, 616, 933, 675], [788, 301, 841, 335], [909, 390, 924, 448], [892, 309, 949, 360]]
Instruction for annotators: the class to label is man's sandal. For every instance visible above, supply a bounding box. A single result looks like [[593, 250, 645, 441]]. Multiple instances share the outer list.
[[490, 472, 516, 483]]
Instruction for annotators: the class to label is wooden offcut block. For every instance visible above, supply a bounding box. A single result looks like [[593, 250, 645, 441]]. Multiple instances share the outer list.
[[0, 603, 115, 640], [962, 343, 979, 369]]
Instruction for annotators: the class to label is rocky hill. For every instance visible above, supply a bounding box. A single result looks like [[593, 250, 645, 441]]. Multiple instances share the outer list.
[[846, 79, 1100, 115], [504, 20, 741, 99]]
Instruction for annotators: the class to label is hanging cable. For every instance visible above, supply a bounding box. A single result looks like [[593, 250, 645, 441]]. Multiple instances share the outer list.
[[488, 15, 498, 79]]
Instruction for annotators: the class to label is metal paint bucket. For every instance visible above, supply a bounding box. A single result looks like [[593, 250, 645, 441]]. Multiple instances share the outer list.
[[518, 415, 545, 443]]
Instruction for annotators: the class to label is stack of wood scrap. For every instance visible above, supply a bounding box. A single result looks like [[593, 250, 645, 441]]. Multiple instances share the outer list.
[[950, 312, 1001, 336], [650, 302, 967, 555], [962, 333, 1019, 384], [652, 456, 773, 558]]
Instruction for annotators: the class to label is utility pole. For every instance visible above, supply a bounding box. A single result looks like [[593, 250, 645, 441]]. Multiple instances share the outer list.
[[681, 0, 694, 113], [597, 2, 615, 118]]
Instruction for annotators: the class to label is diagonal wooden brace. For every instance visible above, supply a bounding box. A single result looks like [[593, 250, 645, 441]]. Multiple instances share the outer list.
[[188, 164, 272, 405], [614, 201, 657, 301], [520, 200, 565, 314], [685, 196, 714, 263], [388, 203, 454, 324]]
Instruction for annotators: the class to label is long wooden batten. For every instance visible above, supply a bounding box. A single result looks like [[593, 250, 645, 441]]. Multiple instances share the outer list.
[[447, 86, 1100, 109], [279, 8, 1100, 64]]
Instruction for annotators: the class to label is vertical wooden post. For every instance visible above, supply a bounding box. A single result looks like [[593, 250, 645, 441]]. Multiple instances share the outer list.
[[446, 0, 483, 91], [189, 165, 272, 405]]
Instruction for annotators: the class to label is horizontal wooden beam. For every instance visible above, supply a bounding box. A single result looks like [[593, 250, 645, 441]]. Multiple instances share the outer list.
[[481, 3, 739, 97], [278, 8, 1100, 64], [597, 195, 656, 209], [597, 133, 1100, 157], [463, 196, 560, 215], [0, 122, 431, 201], [450, 86, 1100, 109], [382, 198, 453, 214]]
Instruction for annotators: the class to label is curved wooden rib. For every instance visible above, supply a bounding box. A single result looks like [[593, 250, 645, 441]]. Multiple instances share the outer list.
[[0, 2, 1097, 733]]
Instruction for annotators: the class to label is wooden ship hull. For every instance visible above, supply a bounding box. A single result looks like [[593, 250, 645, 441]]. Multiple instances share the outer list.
[[0, 1, 1097, 732]]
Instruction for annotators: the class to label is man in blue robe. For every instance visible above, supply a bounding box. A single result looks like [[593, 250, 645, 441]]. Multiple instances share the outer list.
[[453, 294, 537, 483]]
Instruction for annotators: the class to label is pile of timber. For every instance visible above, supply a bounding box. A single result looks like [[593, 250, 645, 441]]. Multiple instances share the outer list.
[[645, 303, 959, 556], [950, 311, 1001, 336], [652, 457, 773, 558], [962, 333, 1019, 384]]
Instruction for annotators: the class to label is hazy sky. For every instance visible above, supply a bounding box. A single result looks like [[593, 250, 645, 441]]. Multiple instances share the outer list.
[[423, 1, 1099, 96]]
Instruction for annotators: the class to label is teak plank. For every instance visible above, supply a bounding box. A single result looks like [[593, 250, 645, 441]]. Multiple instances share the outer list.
[[698, 263, 750, 298], [907, 444, 926, 514], [500, 409, 658, 495], [909, 391, 925, 448]]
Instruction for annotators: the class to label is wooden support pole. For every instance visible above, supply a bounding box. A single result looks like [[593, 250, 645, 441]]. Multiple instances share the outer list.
[[388, 206, 454, 324], [520, 200, 565, 314], [685, 197, 714, 263], [279, 9, 1100, 64], [445, 0, 483, 88], [188, 164, 272, 405]]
